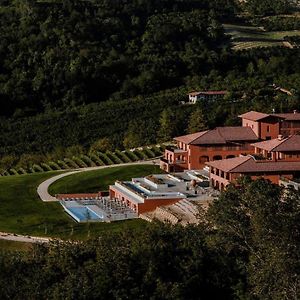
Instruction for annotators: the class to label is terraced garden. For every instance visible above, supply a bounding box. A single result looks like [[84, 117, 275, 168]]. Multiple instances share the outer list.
[[223, 24, 300, 50], [0, 165, 162, 240], [1, 146, 163, 177]]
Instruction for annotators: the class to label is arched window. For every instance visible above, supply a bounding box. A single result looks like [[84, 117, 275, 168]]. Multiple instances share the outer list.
[[213, 155, 222, 161], [199, 156, 209, 163]]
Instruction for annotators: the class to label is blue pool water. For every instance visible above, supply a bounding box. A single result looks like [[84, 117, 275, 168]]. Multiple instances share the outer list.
[[66, 206, 103, 222]]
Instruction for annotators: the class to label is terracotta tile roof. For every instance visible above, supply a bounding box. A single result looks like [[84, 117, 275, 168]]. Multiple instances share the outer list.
[[239, 110, 300, 121], [174, 127, 258, 145], [252, 135, 300, 152], [174, 131, 208, 144], [216, 127, 258, 142], [238, 111, 271, 121], [274, 113, 300, 121], [207, 155, 300, 173], [273, 135, 300, 152], [251, 138, 286, 152], [206, 156, 251, 172]]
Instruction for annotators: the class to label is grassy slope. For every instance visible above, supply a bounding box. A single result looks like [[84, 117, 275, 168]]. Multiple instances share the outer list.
[[0, 165, 161, 240], [0, 240, 32, 252], [49, 164, 163, 194], [223, 23, 300, 50]]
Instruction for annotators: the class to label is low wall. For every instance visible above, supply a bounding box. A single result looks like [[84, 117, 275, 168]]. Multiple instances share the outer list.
[[57, 193, 100, 200]]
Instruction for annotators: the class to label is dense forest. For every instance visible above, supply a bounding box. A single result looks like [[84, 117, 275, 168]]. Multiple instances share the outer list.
[[1, 0, 300, 165], [0, 0, 234, 116], [1, 179, 299, 299]]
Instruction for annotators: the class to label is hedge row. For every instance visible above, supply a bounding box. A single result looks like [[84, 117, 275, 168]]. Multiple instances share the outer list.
[[3, 146, 163, 176]]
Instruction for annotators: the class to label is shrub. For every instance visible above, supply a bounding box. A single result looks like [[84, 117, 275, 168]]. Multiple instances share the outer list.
[[64, 158, 79, 169], [80, 155, 96, 167], [17, 168, 27, 175], [72, 157, 88, 168], [98, 153, 113, 165], [115, 150, 131, 163], [32, 164, 44, 172], [57, 160, 70, 169], [9, 169, 18, 175], [48, 162, 61, 170], [134, 149, 148, 160], [124, 150, 139, 161], [89, 154, 105, 166], [40, 163, 53, 172], [106, 151, 123, 164]]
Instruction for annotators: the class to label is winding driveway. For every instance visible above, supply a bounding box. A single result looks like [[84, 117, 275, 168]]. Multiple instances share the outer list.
[[37, 160, 159, 202]]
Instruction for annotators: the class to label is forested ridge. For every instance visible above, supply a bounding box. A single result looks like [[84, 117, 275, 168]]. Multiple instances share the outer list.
[[0, 0, 231, 116], [1, 179, 299, 299], [1, 0, 300, 164]]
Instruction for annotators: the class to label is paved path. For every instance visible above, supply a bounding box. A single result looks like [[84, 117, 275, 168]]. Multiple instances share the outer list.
[[0, 232, 50, 244], [37, 160, 159, 202]]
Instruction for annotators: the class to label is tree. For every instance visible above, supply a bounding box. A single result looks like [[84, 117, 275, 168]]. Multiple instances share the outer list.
[[89, 138, 112, 154], [207, 178, 300, 299], [123, 121, 144, 149], [187, 108, 208, 134], [157, 108, 175, 142], [0, 155, 17, 174]]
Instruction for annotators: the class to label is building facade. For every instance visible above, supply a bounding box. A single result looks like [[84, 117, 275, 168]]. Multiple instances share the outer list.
[[206, 156, 300, 191], [188, 91, 227, 104], [160, 127, 258, 172], [160, 110, 300, 172]]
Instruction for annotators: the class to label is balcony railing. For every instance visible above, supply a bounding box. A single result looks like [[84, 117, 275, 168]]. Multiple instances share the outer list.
[[165, 146, 187, 154]]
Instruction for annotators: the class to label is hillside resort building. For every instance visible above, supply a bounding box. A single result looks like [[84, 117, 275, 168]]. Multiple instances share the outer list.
[[160, 110, 300, 190], [59, 110, 300, 223]]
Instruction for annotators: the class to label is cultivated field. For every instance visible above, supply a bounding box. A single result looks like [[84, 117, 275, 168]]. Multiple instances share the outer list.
[[223, 23, 300, 50], [0, 165, 161, 240]]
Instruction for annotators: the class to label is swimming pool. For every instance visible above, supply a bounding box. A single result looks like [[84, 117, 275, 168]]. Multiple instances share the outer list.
[[65, 206, 104, 222]]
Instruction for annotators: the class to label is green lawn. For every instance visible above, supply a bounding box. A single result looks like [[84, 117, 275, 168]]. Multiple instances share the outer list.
[[49, 164, 162, 195], [223, 23, 300, 50], [0, 165, 161, 240]]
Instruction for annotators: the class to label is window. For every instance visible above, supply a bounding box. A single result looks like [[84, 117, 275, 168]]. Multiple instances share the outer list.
[[267, 125, 270, 132]]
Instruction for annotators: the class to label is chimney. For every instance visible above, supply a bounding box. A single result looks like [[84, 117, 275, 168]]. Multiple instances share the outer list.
[[278, 134, 283, 140], [294, 110, 297, 114]]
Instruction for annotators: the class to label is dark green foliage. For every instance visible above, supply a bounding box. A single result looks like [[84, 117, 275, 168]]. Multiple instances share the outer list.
[[71, 157, 88, 168], [8, 169, 18, 176], [150, 146, 163, 156], [105, 151, 123, 164], [17, 167, 27, 175], [48, 161, 62, 171], [89, 154, 105, 166], [64, 158, 79, 169], [133, 149, 147, 160], [142, 148, 156, 158], [32, 164, 43, 172], [80, 155, 96, 167], [57, 160, 70, 170], [0, 223, 235, 299], [244, 0, 293, 16], [207, 178, 300, 299], [114, 150, 131, 163], [124, 150, 140, 161], [98, 152, 113, 165], [40, 163, 53, 172], [0, 0, 229, 117]]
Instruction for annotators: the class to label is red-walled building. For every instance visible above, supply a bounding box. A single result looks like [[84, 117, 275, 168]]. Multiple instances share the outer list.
[[206, 155, 300, 191], [239, 110, 300, 139], [252, 135, 300, 161], [160, 110, 300, 172], [160, 127, 258, 172]]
